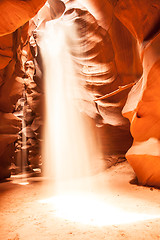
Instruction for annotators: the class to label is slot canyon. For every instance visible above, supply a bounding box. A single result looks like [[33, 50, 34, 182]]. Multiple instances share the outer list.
[[0, 0, 160, 239]]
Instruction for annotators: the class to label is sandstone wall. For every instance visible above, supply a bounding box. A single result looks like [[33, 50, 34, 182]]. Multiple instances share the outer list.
[[77, 0, 160, 187], [0, 0, 46, 179]]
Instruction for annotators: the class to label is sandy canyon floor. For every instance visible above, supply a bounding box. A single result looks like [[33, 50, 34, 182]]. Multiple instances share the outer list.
[[1, 162, 160, 240]]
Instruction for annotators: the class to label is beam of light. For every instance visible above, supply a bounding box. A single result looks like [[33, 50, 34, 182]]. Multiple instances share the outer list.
[[40, 18, 101, 182], [38, 192, 160, 226]]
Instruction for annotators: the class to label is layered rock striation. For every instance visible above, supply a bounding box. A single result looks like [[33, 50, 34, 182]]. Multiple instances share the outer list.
[[0, 0, 46, 179]]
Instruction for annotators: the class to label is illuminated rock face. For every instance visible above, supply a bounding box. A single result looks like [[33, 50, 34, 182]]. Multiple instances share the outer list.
[[115, 0, 160, 187], [74, 0, 160, 186], [62, 1, 135, 155], [63, 1, 142, 127], [123, 33, 160, 187]]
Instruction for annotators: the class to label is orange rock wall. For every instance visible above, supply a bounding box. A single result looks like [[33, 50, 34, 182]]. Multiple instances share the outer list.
[[115, 0, 160, 187], [0, 0, 46, 36], [0, 0, 46, 179], [0, 27, 26, 179], [80, 0, 160, 187]]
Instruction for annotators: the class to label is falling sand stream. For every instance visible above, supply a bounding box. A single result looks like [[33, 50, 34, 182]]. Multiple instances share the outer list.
[[41, 19, 101, 192]]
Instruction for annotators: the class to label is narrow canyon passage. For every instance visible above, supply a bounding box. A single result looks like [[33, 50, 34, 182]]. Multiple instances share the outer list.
[[0, 1, 160, 240]]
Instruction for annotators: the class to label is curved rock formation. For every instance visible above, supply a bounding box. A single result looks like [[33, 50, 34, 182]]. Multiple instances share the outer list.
[[0, 27, 25, 179], [61, 1, 139, 154], [77, 0, 160, 187], [115, 0, 160, 187], [123, 33, 160, 187], [0, 0, 46, 179], [0, 0, 46, 36]]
